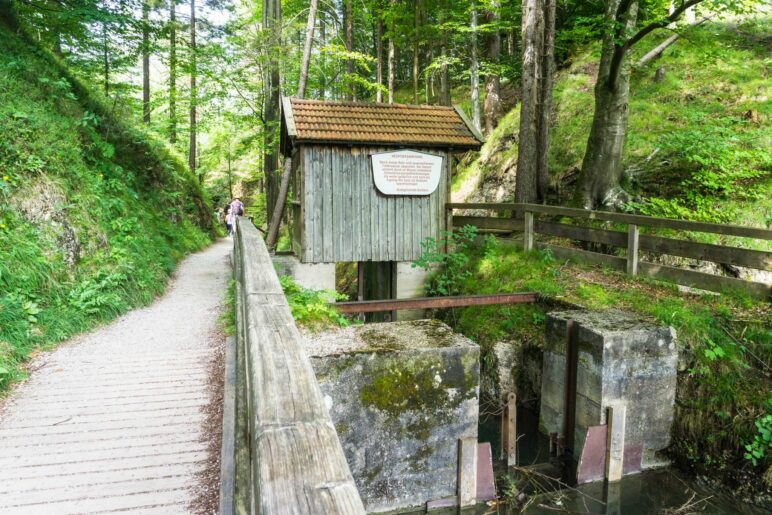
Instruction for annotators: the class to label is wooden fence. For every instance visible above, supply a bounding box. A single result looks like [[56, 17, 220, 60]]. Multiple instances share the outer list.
[[447, 203, 771, 300], [224, 217, 365, 515]]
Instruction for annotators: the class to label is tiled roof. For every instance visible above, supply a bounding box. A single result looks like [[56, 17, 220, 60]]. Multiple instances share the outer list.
[[281, 98, 483, 150]]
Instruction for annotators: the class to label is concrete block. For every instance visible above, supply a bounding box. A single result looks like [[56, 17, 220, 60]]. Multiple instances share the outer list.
[[271, 253, 336, 291], [539, 309, 677, 474], [303, 320, 480, 513], [395, 262, 432, 321]]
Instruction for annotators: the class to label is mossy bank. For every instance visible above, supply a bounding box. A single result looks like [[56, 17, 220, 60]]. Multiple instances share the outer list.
[[0, 15, 213, 393]]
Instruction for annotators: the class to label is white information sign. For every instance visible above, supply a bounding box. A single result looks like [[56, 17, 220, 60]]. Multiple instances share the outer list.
[[371, 150, 443, 196]]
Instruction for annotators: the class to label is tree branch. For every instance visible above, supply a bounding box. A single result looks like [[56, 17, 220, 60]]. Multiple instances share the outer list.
[[608, 0, 704, 90]]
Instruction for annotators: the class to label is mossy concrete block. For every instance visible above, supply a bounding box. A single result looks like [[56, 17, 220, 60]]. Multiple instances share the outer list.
[[540, 309, 677, 472], [304, 320, 480, 513]]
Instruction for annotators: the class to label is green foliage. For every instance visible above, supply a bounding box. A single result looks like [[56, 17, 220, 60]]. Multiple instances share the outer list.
[[0, 19, 211, 393], [278, 275, 350, 331], [744, 410, 772, 467], [412, 225, 478, 296]]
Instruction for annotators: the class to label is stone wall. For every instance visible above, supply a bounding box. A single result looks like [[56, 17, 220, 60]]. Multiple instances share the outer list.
[[540, 310, 677, 476], [304, 321, 480, 513]]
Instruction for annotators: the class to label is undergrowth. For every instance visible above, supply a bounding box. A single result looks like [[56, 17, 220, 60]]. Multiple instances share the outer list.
[[278, 275, 350, 331], [0, 18, 211, 392]]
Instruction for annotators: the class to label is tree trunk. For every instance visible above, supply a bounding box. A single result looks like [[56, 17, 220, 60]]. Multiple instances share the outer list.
[[188, 0, 197, 177], [439, 2, 451, 106], [387, 0, 395, 104], [483, 1, 501, 136], [266, 0, 318, 250], [514, 0, 543, 204], [102, 23, 109, 96], [576, 0, 638, 209], [536, 0, 555, 201], [263, 0, 281, 218], [470, 2, 480, 131], [169, 0, 177, 143], [296, 0, 318, 99], [344, 0, 354, 101], [413, 0, 420, 104], [376, 3, 383, 102], [142, 1, 150, 124], [319, 8, 326, 99]]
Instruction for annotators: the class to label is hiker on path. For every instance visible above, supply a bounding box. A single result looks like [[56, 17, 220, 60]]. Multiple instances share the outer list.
[[228, 198, 244, 236], [223, 202, 232, 235]]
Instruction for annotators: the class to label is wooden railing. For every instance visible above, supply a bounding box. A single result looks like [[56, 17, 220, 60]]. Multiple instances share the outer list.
[[224, 217, 365, 515], [447, 203, 771, 300]]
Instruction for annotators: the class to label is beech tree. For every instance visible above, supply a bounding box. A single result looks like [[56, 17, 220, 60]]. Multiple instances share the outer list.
[[576, 0, 746, 209]]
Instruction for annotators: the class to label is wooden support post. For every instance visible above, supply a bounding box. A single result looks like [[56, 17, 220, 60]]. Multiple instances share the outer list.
[[562, 319, 578, 455], [605, 403, 626, 482], [500, 393, 517, 467], [523, 211, 534, 252], [626, 224, 639, 276], [458, 437, 478, 508]]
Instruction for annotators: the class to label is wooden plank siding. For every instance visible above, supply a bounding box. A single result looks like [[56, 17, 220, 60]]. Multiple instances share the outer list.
[[299, 145, 448, 263]]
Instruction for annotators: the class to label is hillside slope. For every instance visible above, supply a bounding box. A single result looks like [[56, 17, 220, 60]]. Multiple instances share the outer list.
[[0, 16, 213, 392], [456, 17, 771, 231]]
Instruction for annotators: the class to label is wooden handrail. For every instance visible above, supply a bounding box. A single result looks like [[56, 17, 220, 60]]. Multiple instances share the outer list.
[[446, 203, 772, 240]]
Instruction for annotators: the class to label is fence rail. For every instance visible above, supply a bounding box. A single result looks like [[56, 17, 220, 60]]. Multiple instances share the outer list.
[[225, 217, 365, 515], [448, 203, 771, 300]]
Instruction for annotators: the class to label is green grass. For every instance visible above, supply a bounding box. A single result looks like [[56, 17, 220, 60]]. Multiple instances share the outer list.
[[0, 19, 212, 392], [441, 236, 770, 492]]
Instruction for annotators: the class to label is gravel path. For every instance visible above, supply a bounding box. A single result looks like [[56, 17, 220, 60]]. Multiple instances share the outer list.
[[0, 238, 232, 515]]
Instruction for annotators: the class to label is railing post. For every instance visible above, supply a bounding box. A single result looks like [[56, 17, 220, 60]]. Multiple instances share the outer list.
[[626, 224, 639, 276], [523, 211, 534, 252]]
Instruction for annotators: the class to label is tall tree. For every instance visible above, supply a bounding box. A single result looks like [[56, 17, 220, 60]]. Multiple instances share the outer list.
[[515, 0, 555, 204], [536, 0, 555, 200], [576, 0, 707, 208], [296, 0, 318, 98], [343, 0, 354, 100], [387, 0, 395, 103], [263, 0, 281, 217], [439, 1, 451, 106], [412, 0, 420, 104], [266, 0, 318, 249], [188, 0, 197, 177], [142, 0, 150, 124], [483, 0, 502, 135], [376, 2, 384, 102], [102, 22, 109, 95], [168, 0, 177, 143], [470, 2, 481, 131]]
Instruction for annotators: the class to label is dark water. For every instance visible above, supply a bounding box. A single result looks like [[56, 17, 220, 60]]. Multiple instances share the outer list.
[[470, 408, 767, 515]]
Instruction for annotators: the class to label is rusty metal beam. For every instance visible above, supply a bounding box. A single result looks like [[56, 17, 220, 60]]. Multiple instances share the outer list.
[[333, 293, 539, 314]]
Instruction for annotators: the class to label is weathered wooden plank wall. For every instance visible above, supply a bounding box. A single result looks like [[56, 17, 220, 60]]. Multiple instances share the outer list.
[[299, 145, 449, 263]]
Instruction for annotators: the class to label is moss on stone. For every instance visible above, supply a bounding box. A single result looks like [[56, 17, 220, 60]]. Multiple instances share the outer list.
[[359, 351, 477, 440]]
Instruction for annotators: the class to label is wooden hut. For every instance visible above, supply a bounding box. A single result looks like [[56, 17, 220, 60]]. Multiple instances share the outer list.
[[280, 97, 483, 263]]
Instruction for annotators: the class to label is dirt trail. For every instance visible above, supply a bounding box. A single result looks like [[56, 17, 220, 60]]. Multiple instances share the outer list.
[[0, 238, 231, 515]]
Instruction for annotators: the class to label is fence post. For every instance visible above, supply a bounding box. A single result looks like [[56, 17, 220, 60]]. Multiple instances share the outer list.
[[626, 224, 639, 276], [524, 211, 534, 252]]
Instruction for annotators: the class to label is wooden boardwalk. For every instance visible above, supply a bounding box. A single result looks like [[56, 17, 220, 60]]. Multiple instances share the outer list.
[[0, 239, 231, 514]]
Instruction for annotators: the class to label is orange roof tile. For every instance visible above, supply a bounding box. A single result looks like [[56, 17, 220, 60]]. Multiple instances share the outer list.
[[281, 98, 483, 151]]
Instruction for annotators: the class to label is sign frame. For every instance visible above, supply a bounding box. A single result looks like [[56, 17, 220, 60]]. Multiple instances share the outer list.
[[369, 149, 444, 196]]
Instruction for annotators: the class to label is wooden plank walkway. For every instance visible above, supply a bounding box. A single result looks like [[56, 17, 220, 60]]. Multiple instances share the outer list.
[[0, 239, 231, 514]]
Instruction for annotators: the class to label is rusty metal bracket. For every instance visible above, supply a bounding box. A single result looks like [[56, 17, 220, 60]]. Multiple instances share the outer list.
[[333, 293, 539, 314]]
